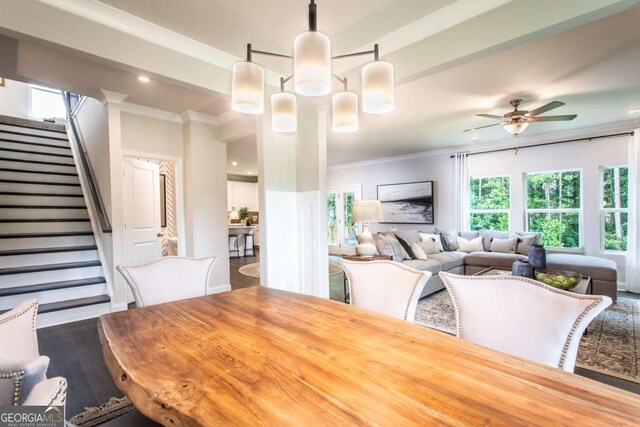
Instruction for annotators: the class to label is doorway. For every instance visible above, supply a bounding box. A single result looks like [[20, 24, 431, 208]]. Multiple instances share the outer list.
[[328, 185, 362, 255]]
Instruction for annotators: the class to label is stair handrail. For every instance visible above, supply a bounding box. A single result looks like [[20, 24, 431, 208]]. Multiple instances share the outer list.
[[62, 92, 112, 233]]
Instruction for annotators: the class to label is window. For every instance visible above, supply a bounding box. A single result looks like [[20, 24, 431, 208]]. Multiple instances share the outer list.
[[525, 170, 582, 248], [29, 85, 66, 120], [327, 186, 361, 253], [469, 176, 510, 231], [601, 166, 628, 252]]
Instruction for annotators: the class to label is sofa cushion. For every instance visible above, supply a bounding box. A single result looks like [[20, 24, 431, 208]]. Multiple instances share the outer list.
[[509, 232, 541, 255], [546, 254, 617, 282], [392, 229, 421, 243], [479, 230, 510, 252], [490, 237, 518, 253], [418, 238, 442, 255], [403, 259, 443, 275], [464, 251, 527, 269], [410, 241, 428, 260], [459, 231, 479, 240], [429, 251, 466, 271]]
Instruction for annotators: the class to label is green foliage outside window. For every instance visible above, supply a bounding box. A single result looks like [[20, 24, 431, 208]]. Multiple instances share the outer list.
[[602, 166, 628, 251], [469, 176, 510, 231]]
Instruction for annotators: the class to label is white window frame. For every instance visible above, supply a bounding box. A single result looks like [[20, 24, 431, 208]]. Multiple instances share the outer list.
[[524, 168, 584, 249], [28, 84, 65, 120], [469, 174, 511, 231], [328, 185, 362, 254], [599, 165, 629, 254]]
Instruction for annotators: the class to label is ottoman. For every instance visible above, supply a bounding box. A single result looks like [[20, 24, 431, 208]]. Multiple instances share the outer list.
[[546, 254, 618, 301]]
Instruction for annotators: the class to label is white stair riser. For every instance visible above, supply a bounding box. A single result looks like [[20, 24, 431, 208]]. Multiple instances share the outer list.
[[0, 221, 91, 234], [0, 283, 107, 310], [0, 160, 77, 175], [36, 302, 111, 329], [0, 135, 69, 150], [0, 250, 99, 268], [0, 171, 80, 185], [0, 150, 75, 166], [0, 126, 69, 141], [0, 182, 82, 195], [0, 208, 88, 220], [0, 140, 72, 157], [0, 235, 95, 250], [0, 266, 103, 287], [0, 195, 85, 206]]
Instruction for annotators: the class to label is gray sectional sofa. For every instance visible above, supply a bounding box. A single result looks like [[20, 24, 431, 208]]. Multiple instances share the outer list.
[[375, 229, 618, 301]]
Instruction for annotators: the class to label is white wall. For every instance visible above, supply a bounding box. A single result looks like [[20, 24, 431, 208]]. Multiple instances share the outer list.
[[328, 153, 455, 234], [0, 78, 29, 118], [121, 112, 183, 157]]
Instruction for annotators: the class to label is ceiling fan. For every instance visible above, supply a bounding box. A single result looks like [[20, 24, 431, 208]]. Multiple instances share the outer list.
[[463, 99, 577, 136]]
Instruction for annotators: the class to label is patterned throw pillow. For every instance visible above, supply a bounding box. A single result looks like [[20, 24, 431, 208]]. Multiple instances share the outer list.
[[418, 233, 444, 252], [490, 237, 518, 253], [376, 235, 405, 262], [457, 236, 484, 253], [394, 234, 416, 259], [510, 233, 538, 256], [410, 241, 428, 260], [418, 238, 442, 255]]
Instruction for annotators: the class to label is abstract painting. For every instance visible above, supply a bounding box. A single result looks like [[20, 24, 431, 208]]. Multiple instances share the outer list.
[[377, 181, 434, 224]]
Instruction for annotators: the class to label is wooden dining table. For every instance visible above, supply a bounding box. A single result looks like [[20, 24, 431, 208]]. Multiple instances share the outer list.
[[98, 286, 640, 426]]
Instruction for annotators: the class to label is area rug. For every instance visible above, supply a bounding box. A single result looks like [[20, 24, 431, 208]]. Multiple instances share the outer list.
[[239, 261, 344, 278], [415, 291, 640, 383], [69, 396, 134, 426]]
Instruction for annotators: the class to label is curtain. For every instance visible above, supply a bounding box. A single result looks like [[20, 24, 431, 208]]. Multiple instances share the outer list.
[[626, 131, 640, 293], [454, 151, 470, 232]]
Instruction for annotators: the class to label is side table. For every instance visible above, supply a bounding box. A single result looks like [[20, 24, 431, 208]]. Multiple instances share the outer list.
[[341, 255, 393, 303]]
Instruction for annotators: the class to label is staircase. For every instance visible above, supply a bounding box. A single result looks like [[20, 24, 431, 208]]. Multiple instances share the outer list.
[[0, 115, 111, 327]]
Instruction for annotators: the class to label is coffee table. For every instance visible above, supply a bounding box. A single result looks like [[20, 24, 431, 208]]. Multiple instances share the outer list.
[[474, 267, 592, 295]]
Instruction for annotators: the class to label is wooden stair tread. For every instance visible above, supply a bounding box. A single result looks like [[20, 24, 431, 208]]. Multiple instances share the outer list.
[[0, 276, 106, 297], [0, 245, 97, 257], [0, 115, 67, 133], [0, 179, 80, 187], [0, 157, 75, 167], [0, 167, 77, 177], [0, 137, 71, 151], [0, 191, 84, 197], [0, 129, 68, 142], [37, 295, 110, 314], [0, 205, 87, 209], [0, 146, 73, 158], [0, 231, 93, 239], [0, 218, 90, 223], [0, 260, 102, 276]]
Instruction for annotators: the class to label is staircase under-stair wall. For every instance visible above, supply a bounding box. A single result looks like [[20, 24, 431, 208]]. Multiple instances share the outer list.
[[0, 115, 112, 327]]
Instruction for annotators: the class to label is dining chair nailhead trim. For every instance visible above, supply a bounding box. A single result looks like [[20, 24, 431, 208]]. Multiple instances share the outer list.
[[342, 260, 428, 321], [0, 300, 38, 333], [45, 378, 67, 406], [440, 272, 605, 370], [0, 370, 25, 406]]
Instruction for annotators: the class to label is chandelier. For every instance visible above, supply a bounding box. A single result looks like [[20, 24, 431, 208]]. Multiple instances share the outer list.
[[231, 0, 395, 133]]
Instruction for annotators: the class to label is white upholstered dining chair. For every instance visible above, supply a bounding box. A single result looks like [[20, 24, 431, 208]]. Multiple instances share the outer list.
[[0, 299, 67, 407], [117, 256, 218, 307], [439, 272, 612, 372], [341, 260, 431, 322]]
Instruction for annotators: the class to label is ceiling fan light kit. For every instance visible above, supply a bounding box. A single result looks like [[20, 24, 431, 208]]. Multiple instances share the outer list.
[[231, 0, 394, 133]]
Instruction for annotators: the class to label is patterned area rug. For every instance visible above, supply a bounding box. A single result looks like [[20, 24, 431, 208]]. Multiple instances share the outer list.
[[415, 291, 640, 383], [239, 262, 344, 278], [69, 396, 134, 426]]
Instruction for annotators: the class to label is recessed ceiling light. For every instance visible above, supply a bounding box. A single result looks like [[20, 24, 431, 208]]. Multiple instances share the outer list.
[[231, 161, 238, 166], [138, 75, 150, 83], [469, 136, 479, 141], [630, 108, 640, 115]]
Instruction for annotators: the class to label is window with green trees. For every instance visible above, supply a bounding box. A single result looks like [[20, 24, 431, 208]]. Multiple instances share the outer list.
[[469, 176, 510, 231], [601, 166, 628, 252], [525, 170, 581, 248]]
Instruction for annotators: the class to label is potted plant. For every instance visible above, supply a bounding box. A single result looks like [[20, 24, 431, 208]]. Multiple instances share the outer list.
[[238, 207, 250, 226]]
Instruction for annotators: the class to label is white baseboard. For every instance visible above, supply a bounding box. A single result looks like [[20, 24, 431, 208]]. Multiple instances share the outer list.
[[211, 284, 232, 294], [110, 302, 128, 312]]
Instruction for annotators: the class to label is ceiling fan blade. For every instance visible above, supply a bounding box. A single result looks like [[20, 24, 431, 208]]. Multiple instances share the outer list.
[[463, 123, 502, 132], [528, 101, 565, 116], [477, 114, 503, 120], [530, 114, 577, 122]]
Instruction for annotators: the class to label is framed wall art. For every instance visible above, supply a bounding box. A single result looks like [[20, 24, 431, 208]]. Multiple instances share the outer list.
[[377, 181, 434, 224]]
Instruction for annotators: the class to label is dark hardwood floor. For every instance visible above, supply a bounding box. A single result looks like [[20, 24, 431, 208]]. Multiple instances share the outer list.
[[36, 263, 639, 423]]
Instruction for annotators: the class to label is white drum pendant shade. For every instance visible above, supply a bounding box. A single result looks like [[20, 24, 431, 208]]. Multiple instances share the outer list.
[[332, 92, 358, 133], [362, 61, 394, 114], [231, 61, 265, 114], [294, 32, 331, 97], [271, 92, 297, 133]]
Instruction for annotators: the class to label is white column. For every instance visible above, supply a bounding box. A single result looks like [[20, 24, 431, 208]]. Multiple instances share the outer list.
[[626, 130, 640, 293], [181, 112, 231, 292], [257, 97, 329, 297]]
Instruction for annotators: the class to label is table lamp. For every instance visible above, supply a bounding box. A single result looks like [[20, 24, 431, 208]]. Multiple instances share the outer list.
[[352, 200, 384, 257]]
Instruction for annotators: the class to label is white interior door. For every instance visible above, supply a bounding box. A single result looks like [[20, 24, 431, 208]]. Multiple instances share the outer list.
[[123, 158, 161, 268]]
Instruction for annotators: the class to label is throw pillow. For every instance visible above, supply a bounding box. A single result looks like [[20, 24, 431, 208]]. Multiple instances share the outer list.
[[418, 232, 444, 252], [419, 238, 442, 255], [410, 241, 428, 260], [510, 233, 538, 256], [457, 236, 484, 253], [376, 235, 405, 262], [490, 237, 518, 253], [382, 233, 411, 260], [394, 234, 416, 259]]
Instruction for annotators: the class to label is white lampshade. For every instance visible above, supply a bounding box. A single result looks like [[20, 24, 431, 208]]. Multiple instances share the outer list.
[[271, 92, 297, 132], [504, 121, 530, 135], [231, 61, 265, 114], [332, 92, 358, 133], [352, 200, 383, 223], [294, 31, 331, 97], [362, 61, 394, 114]]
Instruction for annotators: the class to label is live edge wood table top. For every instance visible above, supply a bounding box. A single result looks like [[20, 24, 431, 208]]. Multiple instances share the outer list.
[[98, 287, 640, 427]]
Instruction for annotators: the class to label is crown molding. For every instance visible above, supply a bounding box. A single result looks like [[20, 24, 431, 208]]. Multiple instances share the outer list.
[[328, 119, 640, 171], [97, 90, 128, 105]]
